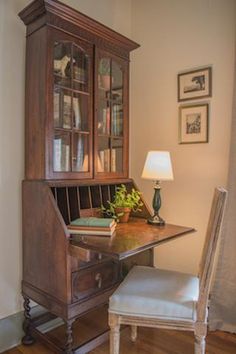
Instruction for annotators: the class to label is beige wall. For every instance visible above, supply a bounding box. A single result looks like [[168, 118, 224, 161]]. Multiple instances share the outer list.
[[0, 0, 235, 320], [0, 0, 28, 320], [0, 0, 131, 320], [130, 0, 236, 274]]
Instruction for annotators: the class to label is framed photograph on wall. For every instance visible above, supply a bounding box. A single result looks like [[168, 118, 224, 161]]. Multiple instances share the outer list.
[[179, 103, 209, 144], [178, 67, 212, 101]]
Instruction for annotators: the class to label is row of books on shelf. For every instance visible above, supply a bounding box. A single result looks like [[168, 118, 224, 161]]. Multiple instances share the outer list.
[[53, 138, 88, 172], [54, 92, 83, 130], [67, 217, 117, 236], [97, 149, 116, 173], [112, 104, 123, 136], [53, 138, 70, 172], [98, 105, 123, 136]]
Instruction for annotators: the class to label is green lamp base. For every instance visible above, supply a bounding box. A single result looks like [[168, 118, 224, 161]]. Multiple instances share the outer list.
[[147, 180, 165, 226], [147, 214, 165, 226]]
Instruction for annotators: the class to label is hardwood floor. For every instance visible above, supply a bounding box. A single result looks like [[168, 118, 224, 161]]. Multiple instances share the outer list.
[[4, 328, 236, 354]]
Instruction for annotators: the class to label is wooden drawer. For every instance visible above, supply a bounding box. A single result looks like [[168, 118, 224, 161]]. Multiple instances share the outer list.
[[72, 261, 119, 302]]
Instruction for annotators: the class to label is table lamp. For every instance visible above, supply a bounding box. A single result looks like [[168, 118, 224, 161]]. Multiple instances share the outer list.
[[141, 151, 174, 225]]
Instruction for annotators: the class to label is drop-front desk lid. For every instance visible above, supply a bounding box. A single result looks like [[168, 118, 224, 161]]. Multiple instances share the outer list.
[[70, 217, 195, 260]]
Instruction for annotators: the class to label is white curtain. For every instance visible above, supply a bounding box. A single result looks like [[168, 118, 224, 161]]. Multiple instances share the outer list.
[[209, 62, 236, 333]]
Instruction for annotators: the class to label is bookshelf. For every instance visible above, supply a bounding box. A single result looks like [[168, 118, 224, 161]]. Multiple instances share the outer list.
[[19, 0, 140, 352], [20, 3, 138, 180]]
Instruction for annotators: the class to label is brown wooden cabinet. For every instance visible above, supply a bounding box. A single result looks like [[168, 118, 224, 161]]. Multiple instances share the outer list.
[[20, 0, 139, 180], [19, 1, 148, 353]]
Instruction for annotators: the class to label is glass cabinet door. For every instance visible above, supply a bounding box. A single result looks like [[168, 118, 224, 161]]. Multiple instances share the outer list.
[[52, 34, 92, 178], [96, 53, 128, 177]]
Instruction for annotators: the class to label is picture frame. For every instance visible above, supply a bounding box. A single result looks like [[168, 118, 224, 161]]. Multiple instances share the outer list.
[[178, 67, 212, 102], [179, 103, 209, 144]]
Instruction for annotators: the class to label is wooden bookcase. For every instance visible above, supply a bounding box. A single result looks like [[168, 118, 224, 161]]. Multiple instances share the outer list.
[[20, 0, 139, 180], [19, 1, 151, 353]]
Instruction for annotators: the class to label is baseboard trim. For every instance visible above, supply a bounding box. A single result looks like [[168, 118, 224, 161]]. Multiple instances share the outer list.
[[0, 305, 49, 353]]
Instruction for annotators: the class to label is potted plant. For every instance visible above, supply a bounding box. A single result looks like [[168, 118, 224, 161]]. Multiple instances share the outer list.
[[98, 58, 111, 90], [101, 184, 143, 223]]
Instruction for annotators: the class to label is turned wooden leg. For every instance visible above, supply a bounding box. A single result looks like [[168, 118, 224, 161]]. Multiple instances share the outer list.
[[22, 295, 35, 345], [64, 320, 74, 354], [194, 322, 207, 354], [194, 334, 206, 354], [131, 325, 137, 342], [109, 313, 120, 354]]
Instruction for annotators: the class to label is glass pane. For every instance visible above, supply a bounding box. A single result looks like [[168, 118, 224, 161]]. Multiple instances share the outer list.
[[54, 88, 72, 129], [97, 137, 110, 173], [111, 87, 123, 102], [54, 41, 71, 87], [98, 100, 110, 135], [72, 44, 89, 92], [112, 60, 123, 91], [111, 138, 123, 173], [73, 93, 89, 131], [53, 132, 71, 172], [73, 133, 89, 172], [98, 58, 111, 98], [112, 103, 123, 136]]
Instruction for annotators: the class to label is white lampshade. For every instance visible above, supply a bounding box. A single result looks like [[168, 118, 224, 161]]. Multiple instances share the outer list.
[[141, 151, 174, 181]]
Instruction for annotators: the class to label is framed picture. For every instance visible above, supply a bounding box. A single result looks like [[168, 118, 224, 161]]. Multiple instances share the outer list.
[[178, 67, 212, 101], [179, 103, 209, 144]]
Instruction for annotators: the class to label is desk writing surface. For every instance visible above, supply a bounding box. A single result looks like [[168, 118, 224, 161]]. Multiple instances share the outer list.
[[70, 217, 195, 260]]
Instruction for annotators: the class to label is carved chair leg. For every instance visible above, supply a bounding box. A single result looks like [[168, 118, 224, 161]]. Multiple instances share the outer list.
[[64, 319, 74, 354], [22, 295, 35, 345], [131, 325, 137, 342], [109, 313, 120, 354], [194, 334, 206, 354], [194, 322, 207, 354]]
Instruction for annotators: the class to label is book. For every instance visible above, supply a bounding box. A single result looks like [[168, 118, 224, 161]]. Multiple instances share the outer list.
[[53, 138, 62, 171], [98, 151, 105, 172], [54, 92, 60, 127], [69, 217, 115, 228], [102, 108, 107, 134], [76, 136, 84, 171], [104, 149, 110, 172], [111, 148, 116, 172], [63, 94, 71, 129], [82, 154, 88, 172], [61, 144, 70, 171], [68, 223, 116, 232], [68, 226, 116, 236], [73, 97, 81, 129], [68, 217, 116, 237]]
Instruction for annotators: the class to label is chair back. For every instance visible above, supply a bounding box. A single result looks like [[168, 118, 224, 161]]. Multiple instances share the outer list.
[[197, 187, 227, 322]]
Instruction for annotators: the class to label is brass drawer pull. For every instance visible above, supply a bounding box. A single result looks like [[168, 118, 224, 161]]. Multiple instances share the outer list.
[[95, 272, 102, 288]]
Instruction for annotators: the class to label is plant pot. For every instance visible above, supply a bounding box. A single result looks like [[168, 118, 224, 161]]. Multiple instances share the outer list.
[[115, 207, 131, 223], [99, 74, 110, 90]]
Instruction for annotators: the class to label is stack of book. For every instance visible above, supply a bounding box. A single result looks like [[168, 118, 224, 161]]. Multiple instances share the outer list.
[[67, 217, 116, 236]]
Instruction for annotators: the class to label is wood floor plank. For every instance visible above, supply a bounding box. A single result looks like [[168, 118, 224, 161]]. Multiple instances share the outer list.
[[3, 349, 22, 354], [4, 328, 236, 354], [17, 343, 54, 354]]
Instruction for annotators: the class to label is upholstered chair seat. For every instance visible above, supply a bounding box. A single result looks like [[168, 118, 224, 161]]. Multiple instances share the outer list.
[[110, 266, 199, 322]]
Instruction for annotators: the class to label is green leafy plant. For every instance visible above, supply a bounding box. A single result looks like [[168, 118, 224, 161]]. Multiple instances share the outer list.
[[99, 58, 110, 75], [101, 184, 143, 221]]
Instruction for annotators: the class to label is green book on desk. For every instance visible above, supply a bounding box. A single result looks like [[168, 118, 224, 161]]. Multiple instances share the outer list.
[[70, 217, 115, 228], [68, 217, 116, 236]]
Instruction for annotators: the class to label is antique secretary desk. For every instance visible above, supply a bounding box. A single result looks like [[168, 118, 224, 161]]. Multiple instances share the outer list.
[[19, 1, 194, 353]]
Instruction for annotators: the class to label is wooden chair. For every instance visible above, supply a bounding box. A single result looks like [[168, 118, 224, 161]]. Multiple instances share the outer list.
[[108, 187, 227, 354]]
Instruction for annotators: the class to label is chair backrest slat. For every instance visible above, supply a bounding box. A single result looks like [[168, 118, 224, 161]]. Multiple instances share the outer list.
[[197, 187, 227, 322]]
